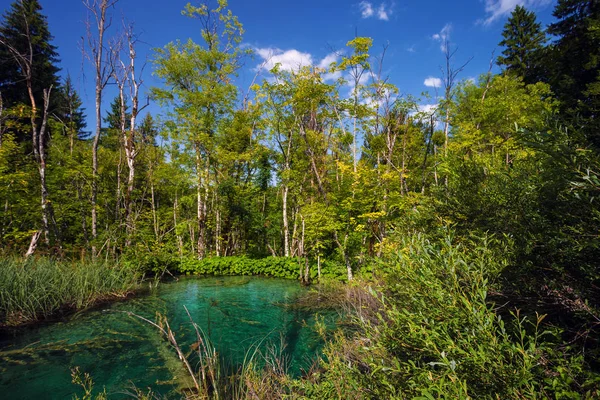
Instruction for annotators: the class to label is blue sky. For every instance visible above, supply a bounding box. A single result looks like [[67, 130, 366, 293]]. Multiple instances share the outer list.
[[0, 0, 558, 129]]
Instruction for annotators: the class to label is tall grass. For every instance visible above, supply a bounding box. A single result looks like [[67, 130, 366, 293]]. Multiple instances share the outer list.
[[0, 258, 140, 326]]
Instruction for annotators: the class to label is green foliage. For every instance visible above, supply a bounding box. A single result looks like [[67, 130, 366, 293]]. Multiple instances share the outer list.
[[298, 234, 600, 398], [1, 0, 600, 395], [175, 256, 347, 281], [451, 74, 556, 159]]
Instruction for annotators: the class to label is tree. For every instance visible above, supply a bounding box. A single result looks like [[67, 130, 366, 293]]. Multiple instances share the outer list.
[[547, 0, 600, 149], [440, 40, 471, 159], [153, 0, 246, 258], [0, 0, 60, 113], [0, 8, 54, 252], [82, 0, 119, 257], [55, 75, 87, 153], [497, 5, 546, 84], [337, 37, 373, 173], [112, 23, 148, 246], [452, 74, 557, 164]]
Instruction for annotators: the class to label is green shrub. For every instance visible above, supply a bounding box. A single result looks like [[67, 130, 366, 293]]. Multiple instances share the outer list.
[[177, 256, 301, 279], [121, 242, 181, 275], [298, 234, 600, 398], [175, 256, 348, 282]]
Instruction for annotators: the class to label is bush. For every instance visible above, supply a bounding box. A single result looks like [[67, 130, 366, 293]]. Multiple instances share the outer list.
[[178, 256, 302, 279], [175, 256, 348, 282], [297, 234, 600, 398]]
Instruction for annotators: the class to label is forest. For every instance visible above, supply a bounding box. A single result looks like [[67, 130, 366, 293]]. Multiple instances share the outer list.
[[0, 0, 599, 398]]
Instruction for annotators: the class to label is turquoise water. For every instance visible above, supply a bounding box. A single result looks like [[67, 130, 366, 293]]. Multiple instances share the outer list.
[[0, 276, 331, 399]]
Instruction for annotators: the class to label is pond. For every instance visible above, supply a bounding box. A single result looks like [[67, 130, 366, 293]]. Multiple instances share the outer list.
[[0, 276, 333, 399]]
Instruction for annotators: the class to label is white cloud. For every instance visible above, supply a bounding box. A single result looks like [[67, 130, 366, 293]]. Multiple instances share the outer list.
[[481, 0, 552, 25], [432, 24, 452, 52], [323, 71, 343, 81], [359, 1, 374, 18], [407, 45, 416, 53], [318, 53, 339, 69], [346, 72, 370, 88], [255, 48, 313, 72], [318, 53, 343, 81], [255, 48, 342, 81], [377, 3, 389, 21], [410, 103, 439, 121], [359, 2, 391, 21], [361, 86, 398, 110], [344, 71, 371, 99], [419, 103, 438, 114], [424, 77, 442, 88]]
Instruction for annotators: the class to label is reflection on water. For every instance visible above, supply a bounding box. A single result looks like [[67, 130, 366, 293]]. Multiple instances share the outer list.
[[0, 276, 332, 399]]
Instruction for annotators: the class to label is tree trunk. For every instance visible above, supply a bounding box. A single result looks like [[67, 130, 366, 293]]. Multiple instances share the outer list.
[[317, 254, 321, 281], [282, 184, 290, 257], [215, 201, 221, 257], [195, 143, 206, 258], [85, 0, 118, 258], [124, 151, 135, 245], [173, 194, 183, 256], [334, 231, 353, 281], [150, 180, 158, 242], [28, 86, 53, 247], [123, 31, 144, 247], [91, 22, 104, 258], [25, 231, 42, 258], [115, 145, 123, 223]]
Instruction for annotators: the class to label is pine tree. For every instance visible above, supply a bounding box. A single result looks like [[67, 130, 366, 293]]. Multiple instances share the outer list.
[[102, 95, 129, 151], [56, 75, 87, 144], [0, 0, 60, 109], [497, 5, 546, 84], [138, 113, 158, 146], [547, 0, 600, 149]]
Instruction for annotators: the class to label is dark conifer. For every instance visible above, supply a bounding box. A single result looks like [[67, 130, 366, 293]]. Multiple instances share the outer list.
[[547, 0, 600, 148], [0, 0, 61, 109], [497, 5, 546, 84]]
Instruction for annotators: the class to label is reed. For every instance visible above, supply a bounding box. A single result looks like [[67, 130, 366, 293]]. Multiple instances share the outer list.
[[0, 258, 140, 326], [122, 308, 293, 400]]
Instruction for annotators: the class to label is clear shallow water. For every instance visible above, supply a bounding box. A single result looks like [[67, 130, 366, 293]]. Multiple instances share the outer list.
[[0, 276, 331, 399]]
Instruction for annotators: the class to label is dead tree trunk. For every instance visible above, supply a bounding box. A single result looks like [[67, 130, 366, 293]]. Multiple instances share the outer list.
[[123, 25, 147, 246], [83, 0, 119, 257]]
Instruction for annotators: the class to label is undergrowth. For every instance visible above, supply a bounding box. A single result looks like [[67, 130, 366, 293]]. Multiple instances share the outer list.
[[292, 234, 600, 399]]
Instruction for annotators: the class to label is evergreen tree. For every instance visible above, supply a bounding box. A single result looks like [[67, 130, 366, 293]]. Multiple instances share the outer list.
[[101, 95, 129, 151], [0, 0, 60, 109], [547, 0, 600, 149], [497, 5, 546, 84], [138, 113, 158, 147], [56, 75, 87, 141]]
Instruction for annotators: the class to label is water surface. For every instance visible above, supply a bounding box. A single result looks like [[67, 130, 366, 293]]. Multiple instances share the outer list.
[[0, 276, 330, 399]]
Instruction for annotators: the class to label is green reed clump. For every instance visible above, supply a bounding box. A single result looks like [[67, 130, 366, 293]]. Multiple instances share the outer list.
[[0, 258, 140, 326]]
